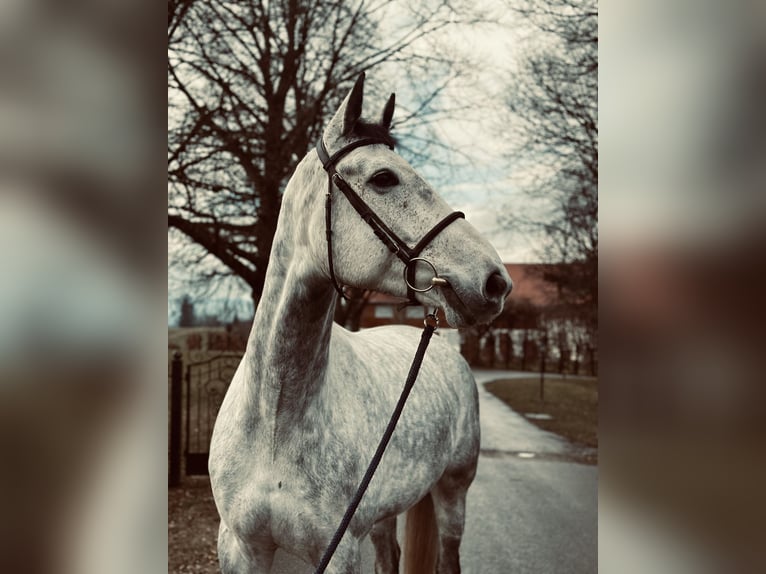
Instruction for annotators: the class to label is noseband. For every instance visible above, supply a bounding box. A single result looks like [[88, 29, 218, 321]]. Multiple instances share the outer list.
[[316, 136, 464, 305]]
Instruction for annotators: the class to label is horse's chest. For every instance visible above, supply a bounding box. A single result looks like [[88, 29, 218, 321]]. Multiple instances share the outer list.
[[226, 418, 438, 546]]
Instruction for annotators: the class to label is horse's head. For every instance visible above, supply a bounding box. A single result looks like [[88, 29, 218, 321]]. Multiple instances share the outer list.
[[310, 73, 512, 327]]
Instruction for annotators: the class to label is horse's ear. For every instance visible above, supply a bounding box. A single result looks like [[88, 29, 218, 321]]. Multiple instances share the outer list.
[[342, 72, 365, 136], [381, 93, 395, 131]]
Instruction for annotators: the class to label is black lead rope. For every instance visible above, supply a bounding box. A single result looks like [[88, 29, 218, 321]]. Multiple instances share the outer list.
[[314, 316, 438, 574], [314, 135, 460, 571]]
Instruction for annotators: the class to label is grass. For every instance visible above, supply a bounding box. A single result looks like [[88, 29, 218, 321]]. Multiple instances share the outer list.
[[484, 376, 598, 449]]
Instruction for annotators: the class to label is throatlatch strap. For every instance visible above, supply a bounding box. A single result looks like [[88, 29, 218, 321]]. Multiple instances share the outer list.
[[325, 188, 346, 299]]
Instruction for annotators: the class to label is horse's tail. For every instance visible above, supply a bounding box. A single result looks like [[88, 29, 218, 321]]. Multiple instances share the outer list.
[[404, 492, 438, 574]]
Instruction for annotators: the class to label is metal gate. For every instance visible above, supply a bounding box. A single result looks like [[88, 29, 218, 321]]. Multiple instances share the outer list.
[[183, 353, 241, 475]]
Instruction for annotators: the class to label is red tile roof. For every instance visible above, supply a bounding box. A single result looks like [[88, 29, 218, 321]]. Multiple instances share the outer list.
[[503, 263, 559, 307]]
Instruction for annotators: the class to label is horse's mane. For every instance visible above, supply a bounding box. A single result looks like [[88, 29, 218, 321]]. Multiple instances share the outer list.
[[351, 120, 397, 149]]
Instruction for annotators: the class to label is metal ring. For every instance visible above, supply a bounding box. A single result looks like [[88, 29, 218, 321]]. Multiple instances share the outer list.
[[403, 257, 440, 293], [424, 312, 439, 329]]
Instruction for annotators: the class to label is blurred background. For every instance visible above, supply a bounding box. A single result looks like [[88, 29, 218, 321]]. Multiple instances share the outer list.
[[600, 1, 766, 572], [0, 1, 164, 573], [0, 0, 764, 572]]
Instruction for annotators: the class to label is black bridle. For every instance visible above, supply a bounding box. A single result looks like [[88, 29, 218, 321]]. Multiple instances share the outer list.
[[316, 136, 465, 305]]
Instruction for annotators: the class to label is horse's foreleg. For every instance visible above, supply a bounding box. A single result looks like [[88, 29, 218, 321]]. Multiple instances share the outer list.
[[431, 472, 472, 574], [371, 516, 400, 574], [217, 522, 275, 574]]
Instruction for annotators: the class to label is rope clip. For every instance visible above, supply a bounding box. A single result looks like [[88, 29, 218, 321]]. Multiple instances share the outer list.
[[424, 309, 439, 330]]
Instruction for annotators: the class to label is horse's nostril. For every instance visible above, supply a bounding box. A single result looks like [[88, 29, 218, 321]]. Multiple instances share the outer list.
[[485, 271, 510, 300]]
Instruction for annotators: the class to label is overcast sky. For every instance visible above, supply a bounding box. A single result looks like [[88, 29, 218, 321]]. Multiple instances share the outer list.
[[383, 2, 539, 264], [168, 2, 547, 317]]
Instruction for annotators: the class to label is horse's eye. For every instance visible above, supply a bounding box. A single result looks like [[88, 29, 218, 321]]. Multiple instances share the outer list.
[[369, 170, 399, 188]]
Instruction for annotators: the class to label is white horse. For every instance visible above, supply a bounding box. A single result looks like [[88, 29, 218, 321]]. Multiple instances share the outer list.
[[209, 73, 512, 574]]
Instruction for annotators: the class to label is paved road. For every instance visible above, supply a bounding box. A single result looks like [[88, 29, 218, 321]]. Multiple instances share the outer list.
[[271, 369, 597, 573]]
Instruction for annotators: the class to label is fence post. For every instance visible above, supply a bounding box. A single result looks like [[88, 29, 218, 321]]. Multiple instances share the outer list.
[[169, 351, 183, 487], [539, 331, 548, 402]]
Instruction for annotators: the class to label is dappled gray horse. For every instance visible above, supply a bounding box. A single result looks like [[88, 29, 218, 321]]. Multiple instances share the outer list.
[[209, 73, 512, 574]]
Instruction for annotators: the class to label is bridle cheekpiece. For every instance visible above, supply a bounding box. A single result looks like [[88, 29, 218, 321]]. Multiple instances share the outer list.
[[316, 136, 464, 306]]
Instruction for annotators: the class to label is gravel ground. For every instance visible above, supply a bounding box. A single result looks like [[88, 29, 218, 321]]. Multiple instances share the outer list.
[[169, 369, 597, 573], [169, 477, 220, 574]]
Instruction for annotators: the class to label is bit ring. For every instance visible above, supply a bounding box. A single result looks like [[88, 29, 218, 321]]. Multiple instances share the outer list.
[[403, 257, 444, 293]]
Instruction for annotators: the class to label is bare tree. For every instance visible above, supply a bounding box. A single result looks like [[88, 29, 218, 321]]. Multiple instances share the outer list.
[[332, 287, 372, 332], [503, 0, 597, 340], [168, 0, 485, 310]]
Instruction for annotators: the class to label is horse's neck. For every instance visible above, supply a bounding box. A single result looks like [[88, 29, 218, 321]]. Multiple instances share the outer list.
[[243, 163, 336, 428]]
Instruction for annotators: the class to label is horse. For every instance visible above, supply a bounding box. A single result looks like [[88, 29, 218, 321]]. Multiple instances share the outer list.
[[209, 72, 513, 574]]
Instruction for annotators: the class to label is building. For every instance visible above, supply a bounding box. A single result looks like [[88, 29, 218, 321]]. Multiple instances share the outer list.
[[359, 263, 559, 329], [359, 263, 596, 373]]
